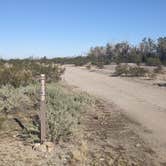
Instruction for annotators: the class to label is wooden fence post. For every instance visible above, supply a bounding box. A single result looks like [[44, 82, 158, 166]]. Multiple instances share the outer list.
[[40, 74, 46, 143]]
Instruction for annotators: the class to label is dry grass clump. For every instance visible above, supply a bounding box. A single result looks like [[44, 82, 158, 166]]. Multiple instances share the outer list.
[[71, 140, 88, 164]]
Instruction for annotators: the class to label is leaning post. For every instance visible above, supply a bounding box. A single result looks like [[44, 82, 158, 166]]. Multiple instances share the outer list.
[[40, 74, 46, 143]]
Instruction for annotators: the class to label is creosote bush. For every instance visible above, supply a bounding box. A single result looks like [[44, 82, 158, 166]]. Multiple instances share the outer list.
[[0, 61, 65, 88], [114, 64, 128, 76], [114, 64, 148, 77], [0, 67, 33, 88]]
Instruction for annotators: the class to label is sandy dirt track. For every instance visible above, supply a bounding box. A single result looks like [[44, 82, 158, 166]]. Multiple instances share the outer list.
[[64, 66, 166, 160]]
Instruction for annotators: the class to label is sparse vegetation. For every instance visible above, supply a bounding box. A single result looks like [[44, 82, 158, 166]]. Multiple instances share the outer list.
[[0, 58, 96, 145], [146, 57, 161, 66], [0, 60, 65, 88], [0, 82, 95, 143], [46, 83, 95, 142], [50, 37, 166, 67], [0, 85, 37, 113], [86, 64, 91, 70], [114, 64, 148, 77], [0, 53, 164, 165], [153, 65, 163, 73], [0, 67, 33, 88]]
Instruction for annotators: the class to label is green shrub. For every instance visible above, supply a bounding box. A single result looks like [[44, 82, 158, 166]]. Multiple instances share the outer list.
[[0, 83, 95, 143], [128, 66, 148, 77], [146, 57, 161, 66], [114, 64, 128, 76], [114, 64, 148, 77], [0, 84, 38, 113], [46, 84, 95, 142], [0, 67, 33, 88], [0, 62, 65, 88]]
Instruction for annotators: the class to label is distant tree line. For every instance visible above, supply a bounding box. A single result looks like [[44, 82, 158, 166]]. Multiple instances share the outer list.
[[51, 37, 166, 67], [0, 37, 166, 67]]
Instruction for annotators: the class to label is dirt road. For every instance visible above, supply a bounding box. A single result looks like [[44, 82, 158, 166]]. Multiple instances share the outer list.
[[64, 66, 166, 160]]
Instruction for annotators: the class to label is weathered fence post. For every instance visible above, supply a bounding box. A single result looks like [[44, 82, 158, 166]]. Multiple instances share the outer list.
[[40, 74, 46, 143]]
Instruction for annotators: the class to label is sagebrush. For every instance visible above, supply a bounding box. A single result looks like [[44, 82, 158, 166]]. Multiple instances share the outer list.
[[0, 61, 65, 88], [0, 83, 95, 143]]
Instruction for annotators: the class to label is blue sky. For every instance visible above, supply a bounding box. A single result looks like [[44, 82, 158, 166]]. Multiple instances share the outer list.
[[0, 0, 165, 59]]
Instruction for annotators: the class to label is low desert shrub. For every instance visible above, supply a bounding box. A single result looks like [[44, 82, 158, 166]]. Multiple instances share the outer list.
[[0, 67, 33, 88], [86, 64, 91, 70], [146, 57, 161, 66], [46, 84, 95, 142], [128, 66, 148, 77], [114, 64, 148, 77], [0, 61, 65, 88], [0, 83, 95, 143], [96, 61, 104, 69], [114, 64, 128, 76], [153, 65, 163, 73], [0, 84, 39, 113]]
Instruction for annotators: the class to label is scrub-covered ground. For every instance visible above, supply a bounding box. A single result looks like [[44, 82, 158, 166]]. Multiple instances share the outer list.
[[0, 83, 162, 166]]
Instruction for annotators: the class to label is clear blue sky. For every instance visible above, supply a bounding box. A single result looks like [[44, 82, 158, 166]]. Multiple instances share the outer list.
[[0, 0, 166, 59]]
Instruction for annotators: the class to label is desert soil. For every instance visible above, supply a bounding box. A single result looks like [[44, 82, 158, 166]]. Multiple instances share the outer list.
[[0, 101, 162, 166], [1, 65, 166, 165], [64, 65, 166, 163]]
